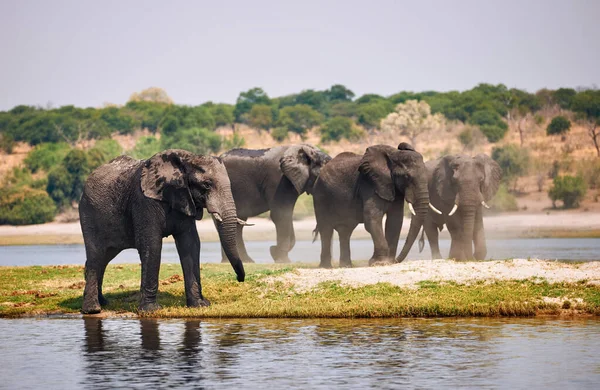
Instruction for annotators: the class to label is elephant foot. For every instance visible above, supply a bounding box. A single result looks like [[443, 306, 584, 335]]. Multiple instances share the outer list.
[[99, 294, 109, 306], [139, 301, 161, 312], [339, 261, 353, 268], [368, 256, 394, 267], [431, 251, 443, 260], [242, 256, 255, 264], [270, 246, 291, 263], [318, 261, 332, 269], [82, 299, 101, 315], [188, 298, 211, 308]]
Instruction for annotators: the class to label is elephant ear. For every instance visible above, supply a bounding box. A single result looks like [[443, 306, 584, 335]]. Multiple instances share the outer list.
[[359, 146, 394, 202], [474, 154, 502, 201], [433, 155, 457, 203], [280, 145, 311, 194], [141, 150, 196, 217]]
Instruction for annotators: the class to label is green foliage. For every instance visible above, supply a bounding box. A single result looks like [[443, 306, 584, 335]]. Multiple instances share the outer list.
[[546, 116, 571, 136], [209, 104, 235, 128], [293, 193, 314, 220], [161, 127, 221, 155], [328, 102, 357, 118], [577, 159, 600, 189], [488, 183, 518, 212], [24, 142, 71, 173], [548, 175, 587, 208], [553, 88, 577, 109], [571, 90, 600, 120], [357, 101, 394, 128], [271, 127, 289, 142], [128, 136, 161, 159], [0, 186, 56, 225], [0, 133, 15, 153], [89, 139, 123, 164], [457, 127, 484, 150], [247, 104, 273, 130], [99, 106, 136, 135], [159, 105, 215, 135], [324, 84, 355, 102], [491, 144, 530, 187], [234, 88, 271, 122], [320, 117, 364, 143], [222, 133, 246, 150], [468, 110, 508, 142], [124, 101, 167, 132], [277, 105, 323, 136]]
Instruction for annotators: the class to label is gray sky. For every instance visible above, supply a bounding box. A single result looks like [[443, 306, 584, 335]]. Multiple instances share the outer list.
[[1, 0, 598, 110]]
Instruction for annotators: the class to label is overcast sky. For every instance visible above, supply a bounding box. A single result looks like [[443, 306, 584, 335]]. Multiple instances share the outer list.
[[1, 0, 598, 110]]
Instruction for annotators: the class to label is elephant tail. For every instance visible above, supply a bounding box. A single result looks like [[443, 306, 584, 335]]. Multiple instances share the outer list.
[[312, 225, 319, 243], [418, 226, 425, 253]]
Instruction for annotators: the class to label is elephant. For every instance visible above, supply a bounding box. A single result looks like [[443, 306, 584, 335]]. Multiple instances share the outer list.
[[419, 154, 502, 261], [218, 144, 331, 263], [79, 149, 245, 314], [312, 143, 434, 268]]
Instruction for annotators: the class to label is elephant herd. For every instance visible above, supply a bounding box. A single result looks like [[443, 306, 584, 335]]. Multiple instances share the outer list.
[[79, 143, 501, 313]]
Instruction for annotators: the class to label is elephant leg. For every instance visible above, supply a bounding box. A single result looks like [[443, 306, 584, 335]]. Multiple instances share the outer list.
[[82, 243, 121, 314], [137, 236, 163, 312], [384, 199, 404, 259], [174, 224, 210, 308], [446, 217, 464, 260], [364, 203, 391, 266], [338, 225, 355, 268], [270, 208, 294, 263], [235, 222, 255, 263], [473, 208, 487, 260], [424, 217, 442, 259], [318, 225, 334, 268]]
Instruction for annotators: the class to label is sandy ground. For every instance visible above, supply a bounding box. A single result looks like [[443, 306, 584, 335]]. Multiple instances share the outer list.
[[269, 259, 600, 292], [1, 211, 600, 245]]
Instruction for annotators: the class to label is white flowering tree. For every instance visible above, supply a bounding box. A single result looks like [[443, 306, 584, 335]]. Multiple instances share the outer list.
[[380, 100, 445, 148]]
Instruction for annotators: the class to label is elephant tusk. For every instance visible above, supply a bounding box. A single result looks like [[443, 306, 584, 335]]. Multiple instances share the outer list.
[[408, 202, 416, 216], [448, 204, 458, 216], [237, 218, 254, 226], [212, 213, 223, 222], [481, 201, 491, 209], [429, 203, 443, 215]]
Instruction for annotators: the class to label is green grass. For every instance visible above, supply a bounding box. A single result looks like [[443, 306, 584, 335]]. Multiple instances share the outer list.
[[0, 263, 598, 318]]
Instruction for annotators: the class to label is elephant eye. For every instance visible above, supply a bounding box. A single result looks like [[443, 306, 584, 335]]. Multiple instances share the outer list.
[[201, 181, 212, 190]]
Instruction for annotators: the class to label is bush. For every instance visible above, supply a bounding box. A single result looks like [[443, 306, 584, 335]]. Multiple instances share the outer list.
[[277, 105, 323, 136], [161, 127, 221, 155], [222, 133, 246, 150], [491, 144, 530, 190], [0, 133, 15, 153], [479, 125, 508, 143], [488, 183, 518, 212], [578, 159, 600, 189], [0, 186, 56, 225], [546, 116, 571, 136], [548, 175, 587, 208], [468, 110, 508, 142], [247, 104, 274, 130], [128, 136, 161, 160], [457, 126, 485, 150], [271, 127, 289, 142], [24, 143, 71, 173], [320, 117, 364, 143]]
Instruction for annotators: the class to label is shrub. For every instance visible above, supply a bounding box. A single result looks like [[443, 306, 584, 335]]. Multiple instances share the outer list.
[[128, 136, 161, 160], [247, 104, 274, 130], [457, 126, 485, 150], [546, 116, 571, 136], [271, 127, 289, 142], [0, 133, 15, 153], [491, 144, 530, 190], [24, 143, 71, 173], [277, 105, 323, 136], [578, 159, 600, 189], [549, 175, 587, 208], [161, 127, 221, 155], [222, 133, 246, 150], [468, 110, 508, 142], [320, 117, 364, 143], [479, 125, 508, 143], [0, 186, 56, 225], [488, 183, 518, 212]]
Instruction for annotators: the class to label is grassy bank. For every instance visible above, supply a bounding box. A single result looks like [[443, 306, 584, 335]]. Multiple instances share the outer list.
[[1, 263, 599, 318]]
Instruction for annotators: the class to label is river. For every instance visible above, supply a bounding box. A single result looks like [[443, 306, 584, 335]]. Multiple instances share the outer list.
[[0, 317, 598, 389], [1, 238, 599, 266]]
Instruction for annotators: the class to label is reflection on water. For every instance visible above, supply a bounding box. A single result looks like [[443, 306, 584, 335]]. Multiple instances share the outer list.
[[1, 238, 600, 266], [1, 318, 599, 389]]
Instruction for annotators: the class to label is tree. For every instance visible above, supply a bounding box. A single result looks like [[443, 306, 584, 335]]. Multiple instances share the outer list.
[[294, 89, 327, 112], [160, 127, 221, 155], [247, 104, 273, 130], [571, 90, 600, 156], [324, 84, 355, 102], [546, 116, 571, 136], [277, 105, 323, 137], [128, 87, 173, 104], [468, 109, 508, 143], [507, 89, 541, 146], [320, 117, 364, 143], [491, 144, 530, 191], [553, 88, 577, 109], [234, 88, 271, 122], [209, 104, 235, 128], [0, 186, 56, 225], [357, 101, 394, 129], [128, 136, 160, 159], [548, 175, 587, 208], [380, 100, 445, 147]]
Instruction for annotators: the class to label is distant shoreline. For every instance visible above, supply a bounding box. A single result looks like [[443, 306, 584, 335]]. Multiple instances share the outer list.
[[1, 211, 600, 246]]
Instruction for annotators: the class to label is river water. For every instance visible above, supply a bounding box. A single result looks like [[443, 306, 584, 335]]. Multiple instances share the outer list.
[[1, 238, 600, 266], [0, 317, 599, 389]]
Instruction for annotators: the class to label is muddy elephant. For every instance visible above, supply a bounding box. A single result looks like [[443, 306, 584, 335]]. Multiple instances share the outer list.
[[218, 144, 331, 263], [80, 150, 245, 314], [312, 143, 434, 267], [420, 154, 502, 260]]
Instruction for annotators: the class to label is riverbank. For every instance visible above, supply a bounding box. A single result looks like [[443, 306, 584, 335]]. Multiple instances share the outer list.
[[1, 211, 600, 246], [1, 260, 599, 318]]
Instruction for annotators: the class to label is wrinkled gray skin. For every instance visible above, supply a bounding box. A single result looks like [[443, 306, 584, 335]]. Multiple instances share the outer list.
[[420, 154, 502, 261], [80, 149, 245, 314], [218, 144, 331, 263], [312, 143, 430, 268]]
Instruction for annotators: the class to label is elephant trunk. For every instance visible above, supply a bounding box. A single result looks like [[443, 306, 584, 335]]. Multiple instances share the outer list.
[[209, 190, 245, 282], [396, 186, 429, 263]]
